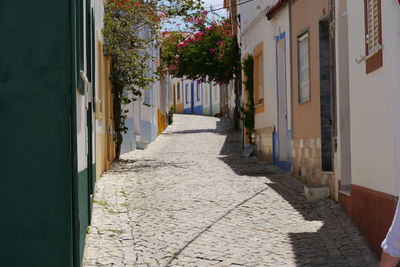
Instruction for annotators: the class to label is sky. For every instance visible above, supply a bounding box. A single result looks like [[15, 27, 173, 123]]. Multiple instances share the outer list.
[[162, 0, 226, 32]]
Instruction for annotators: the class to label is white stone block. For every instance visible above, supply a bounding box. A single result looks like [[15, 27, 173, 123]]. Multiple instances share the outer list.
[[304, 185, 330, 202]]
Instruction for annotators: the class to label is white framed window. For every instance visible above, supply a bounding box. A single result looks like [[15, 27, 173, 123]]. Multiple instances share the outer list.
[[298, 32, 310, 103]]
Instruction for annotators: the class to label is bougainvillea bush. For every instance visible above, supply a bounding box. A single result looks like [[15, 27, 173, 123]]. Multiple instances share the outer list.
[[161, 12, 241, 84]]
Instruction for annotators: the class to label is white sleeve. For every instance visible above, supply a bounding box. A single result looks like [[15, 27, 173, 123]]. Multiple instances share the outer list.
[[382, 198, 400, 257]]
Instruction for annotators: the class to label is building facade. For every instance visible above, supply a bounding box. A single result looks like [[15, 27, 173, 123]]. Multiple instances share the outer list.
[[171, 76, 221, 116], [121, 42, 165, 152], [239, 0, 281, 163], [0, 0, 97, 265], [289, 0, 336, 196], [95, 0, 115, 178], [336, 0, 400, 255]]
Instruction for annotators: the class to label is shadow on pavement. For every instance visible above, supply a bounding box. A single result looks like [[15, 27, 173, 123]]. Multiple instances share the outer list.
[[215, 119, 378, 266]]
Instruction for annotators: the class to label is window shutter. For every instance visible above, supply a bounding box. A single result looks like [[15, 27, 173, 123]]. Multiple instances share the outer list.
[[298, 32, 310, 103], [366, 0, 380, 55], [364, 0, 383, 73]]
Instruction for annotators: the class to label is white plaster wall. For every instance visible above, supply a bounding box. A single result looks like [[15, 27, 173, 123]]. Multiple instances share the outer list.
[[347, 0, 400, 195], [77, 93, 88, 172], [239, 0, 280, 33], [203, 83, 210, 108], [269, 7, 291, 132], [212, 83, 220, 105], [240, 7, 276, 130], [183, 78, 192, 110]]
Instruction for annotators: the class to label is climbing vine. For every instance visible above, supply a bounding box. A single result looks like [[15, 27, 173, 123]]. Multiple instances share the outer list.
[[241, 55, 255, 144]]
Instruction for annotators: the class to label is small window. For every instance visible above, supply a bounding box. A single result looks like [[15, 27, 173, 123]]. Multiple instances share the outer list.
[[298, 32, 310, 103], [364, 0, 382, 73]]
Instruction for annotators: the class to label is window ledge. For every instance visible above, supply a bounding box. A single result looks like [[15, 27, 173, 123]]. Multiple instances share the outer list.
[[298, 99, 311, 105], [339, 184, 351, 196], [339, 189, 351, 196], [366, 45, 382, 61], [366, 48, 383, 74]]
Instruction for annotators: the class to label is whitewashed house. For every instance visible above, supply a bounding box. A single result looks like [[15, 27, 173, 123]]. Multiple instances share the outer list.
[[238, 0, 291, 169], [335, 0, 400, 255]]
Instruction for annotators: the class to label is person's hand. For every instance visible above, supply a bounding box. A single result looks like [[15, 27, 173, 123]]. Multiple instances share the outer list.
[[380, 252, 400, 267]]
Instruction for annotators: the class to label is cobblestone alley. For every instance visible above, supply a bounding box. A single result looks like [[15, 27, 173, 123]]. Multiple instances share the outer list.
[[84, 115, 378, 267]]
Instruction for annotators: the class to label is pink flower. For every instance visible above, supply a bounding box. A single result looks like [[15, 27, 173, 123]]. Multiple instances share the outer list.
[[209, 48, 216, 53]]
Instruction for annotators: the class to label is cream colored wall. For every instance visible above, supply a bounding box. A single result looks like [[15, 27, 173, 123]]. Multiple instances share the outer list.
[[347, 1, 400, 195]]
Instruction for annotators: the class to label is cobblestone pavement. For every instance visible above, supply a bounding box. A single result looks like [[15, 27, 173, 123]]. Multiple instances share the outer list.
[[84, 114, 378, 267]]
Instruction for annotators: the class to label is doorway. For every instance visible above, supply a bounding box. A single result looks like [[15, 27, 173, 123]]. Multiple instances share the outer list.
[[276, 34, 289, 162], [319, 19, 334, 172]]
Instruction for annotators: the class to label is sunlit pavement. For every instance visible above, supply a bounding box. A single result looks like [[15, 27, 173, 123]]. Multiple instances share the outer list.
[[84, 114, 378, 267]]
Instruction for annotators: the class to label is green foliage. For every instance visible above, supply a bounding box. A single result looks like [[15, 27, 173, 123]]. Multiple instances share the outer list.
[[240, 55, 255, 144], [161, 17, 241, 84], [103, 0, 203, 158]]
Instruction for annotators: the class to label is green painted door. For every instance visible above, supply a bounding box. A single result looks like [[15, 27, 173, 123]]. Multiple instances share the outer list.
[[0, 0, 74, 266]]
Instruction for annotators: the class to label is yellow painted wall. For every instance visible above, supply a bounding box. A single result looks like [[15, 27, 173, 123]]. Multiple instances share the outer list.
[[96, 39, 115, 179], [158, 109, 167, 135], [176, 103, 183, 114]]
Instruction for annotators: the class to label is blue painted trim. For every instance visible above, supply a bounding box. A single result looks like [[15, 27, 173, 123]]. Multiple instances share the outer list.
[[183, 107, 192, 114], [273, 130, 292, 171], [273, 31, 291, 171], [193, 105, 203, 114], [276, 31, 286, 41]]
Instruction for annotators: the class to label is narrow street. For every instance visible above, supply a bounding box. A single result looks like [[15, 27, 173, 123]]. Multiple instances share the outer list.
[[84, 114, 378, 267]]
